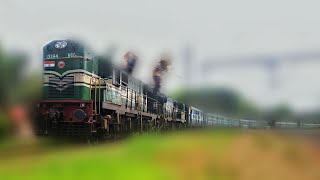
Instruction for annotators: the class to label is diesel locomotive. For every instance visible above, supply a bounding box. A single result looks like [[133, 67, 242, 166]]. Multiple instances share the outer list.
[[35, 39, 269, 139], [35, 39, 190, 138]]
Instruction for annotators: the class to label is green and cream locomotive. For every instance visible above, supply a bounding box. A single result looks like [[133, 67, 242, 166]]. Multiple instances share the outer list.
[[36, 39, 188, 138]]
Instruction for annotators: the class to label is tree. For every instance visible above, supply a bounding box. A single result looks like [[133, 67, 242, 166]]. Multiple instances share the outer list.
[[264, 104, 293, 127], [0, 47, 37, 140], [171, 87, 261, 119]]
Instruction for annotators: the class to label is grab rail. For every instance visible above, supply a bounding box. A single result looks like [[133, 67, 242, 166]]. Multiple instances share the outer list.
[[90, 77, 108, 116]]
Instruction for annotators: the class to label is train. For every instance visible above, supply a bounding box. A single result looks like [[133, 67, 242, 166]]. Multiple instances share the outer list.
[[34, 39, 271, 139], [275, 122, 320, 129]]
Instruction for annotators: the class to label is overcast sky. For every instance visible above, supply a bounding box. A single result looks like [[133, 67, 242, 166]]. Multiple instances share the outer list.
[[1, 0, 320, 111]]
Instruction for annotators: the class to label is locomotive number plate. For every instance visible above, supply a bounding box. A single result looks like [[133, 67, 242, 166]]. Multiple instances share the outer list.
[[46, 54, 59, 59]]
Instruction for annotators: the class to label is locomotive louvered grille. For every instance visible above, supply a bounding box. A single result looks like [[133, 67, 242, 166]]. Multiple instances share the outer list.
[[51, 122, 91, 137], [48, 76, 75, 99]]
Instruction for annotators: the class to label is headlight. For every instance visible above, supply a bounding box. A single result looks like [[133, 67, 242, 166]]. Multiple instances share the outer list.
[[73, 109, 87, 121], [54, 42, 61, 49], [55, 41, 68, 49]]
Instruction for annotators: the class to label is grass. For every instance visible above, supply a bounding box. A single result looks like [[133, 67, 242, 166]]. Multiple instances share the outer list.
[[0, 129, 319, 180]]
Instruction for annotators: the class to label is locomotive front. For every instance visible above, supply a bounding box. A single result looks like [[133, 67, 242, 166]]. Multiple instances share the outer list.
[[36, 40, 99, 137]]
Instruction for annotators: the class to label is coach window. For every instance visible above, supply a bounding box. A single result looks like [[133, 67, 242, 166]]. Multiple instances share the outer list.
[[113, 69, 121, 86], [121, 72, 128, 86]]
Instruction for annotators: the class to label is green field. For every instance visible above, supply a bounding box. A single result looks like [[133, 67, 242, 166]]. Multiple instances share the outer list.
[[0, 129, 319, 180]]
